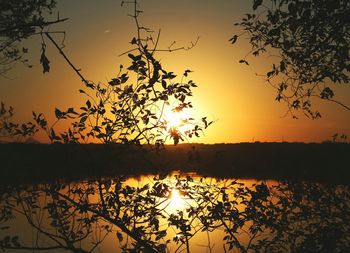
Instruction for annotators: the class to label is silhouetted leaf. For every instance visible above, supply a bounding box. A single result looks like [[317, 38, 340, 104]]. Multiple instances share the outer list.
[[229, 35, 238, 44], [80, 116, 87, 123], [130, 37, 137, 44], [117, 231, 123, 242], [40, 49, 50, 73], [161, 80, 167, 89], [239, 59, 249, 65], [320, 87, 334, 99], [267, 70, 275, 78], [184, 69, 192, 77], [54, 108, 62, 119], [280, 60, 286, 72]]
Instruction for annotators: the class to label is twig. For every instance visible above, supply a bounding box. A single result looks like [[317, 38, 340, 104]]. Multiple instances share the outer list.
[[44, 32, 92, 88]]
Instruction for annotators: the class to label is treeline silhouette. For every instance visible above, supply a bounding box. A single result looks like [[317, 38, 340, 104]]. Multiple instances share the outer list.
[[0, 142, 349, 185]]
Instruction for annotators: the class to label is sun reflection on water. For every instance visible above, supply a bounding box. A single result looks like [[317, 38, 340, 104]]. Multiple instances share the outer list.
[[3, 174, 343, 253], [167, 188, 187, 212]]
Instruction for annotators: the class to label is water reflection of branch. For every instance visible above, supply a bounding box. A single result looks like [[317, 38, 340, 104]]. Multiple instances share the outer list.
[[1, 178, 350, 253], [13, 189, 89, 253], [55, 189, 159, 252]]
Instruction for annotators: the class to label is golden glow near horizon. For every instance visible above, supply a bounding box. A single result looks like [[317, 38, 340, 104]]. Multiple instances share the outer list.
[[0, 0, 349, 143], [165, 110, 184, 129], [163, 106, 194, 130]]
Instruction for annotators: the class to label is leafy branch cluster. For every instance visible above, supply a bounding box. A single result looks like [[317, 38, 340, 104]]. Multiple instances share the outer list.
[[1, 176, 349, 252], [0, 0, 211, 145], [331, 133, 348, 143], [0, 0, 65, 76], [231, 0, 350, 118], [0, 102, 38, 141], [42, 51, 207, 145]]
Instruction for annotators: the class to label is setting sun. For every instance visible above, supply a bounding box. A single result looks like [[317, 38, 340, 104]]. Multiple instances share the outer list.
[[159, 106, 199, 144], [166, 111, 183, 129], [163, 107, 193, 130]]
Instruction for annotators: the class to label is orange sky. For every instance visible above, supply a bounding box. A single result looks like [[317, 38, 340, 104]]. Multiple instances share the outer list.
[[1, 0, 349, 143]]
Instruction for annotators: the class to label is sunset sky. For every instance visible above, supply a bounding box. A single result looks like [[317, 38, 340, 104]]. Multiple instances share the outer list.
[[1, 0, 349, 143]]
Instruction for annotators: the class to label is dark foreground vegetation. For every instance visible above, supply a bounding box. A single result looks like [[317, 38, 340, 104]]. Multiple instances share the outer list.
[[1, 142, 349, 185]]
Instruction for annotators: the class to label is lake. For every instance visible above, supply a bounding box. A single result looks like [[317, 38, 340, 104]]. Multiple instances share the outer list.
[[1, 171, 349, 252]]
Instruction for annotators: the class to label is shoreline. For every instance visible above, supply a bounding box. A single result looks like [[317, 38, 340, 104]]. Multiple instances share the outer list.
[[1, 142, 349, 185]]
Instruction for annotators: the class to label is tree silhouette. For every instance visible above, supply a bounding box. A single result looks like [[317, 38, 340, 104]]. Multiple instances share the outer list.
[[0, 0, 210, 145], [0, 102, 38, 141], [0, 0, 69, 76], [231, 0, 350, 118]]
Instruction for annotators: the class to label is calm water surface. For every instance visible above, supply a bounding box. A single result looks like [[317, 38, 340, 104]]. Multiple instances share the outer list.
[[1, 172, 349, 252]]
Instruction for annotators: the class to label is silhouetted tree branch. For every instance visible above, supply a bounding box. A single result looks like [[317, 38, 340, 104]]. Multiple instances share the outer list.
[[44, 32, 92, 88], [231, 0, 350, 118], [0, 1, 70, 76], [26, 0, 210, 145], [1, 0, 210, 145]]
